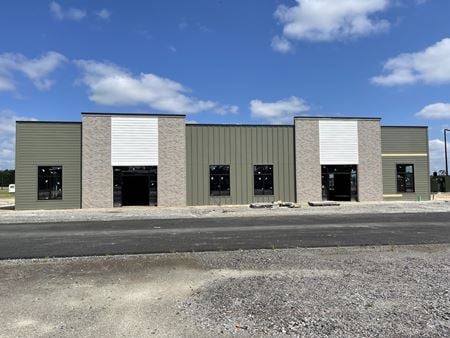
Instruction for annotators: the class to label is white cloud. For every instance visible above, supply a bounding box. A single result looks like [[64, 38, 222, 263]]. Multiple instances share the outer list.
[[75, 59, 237, 115], [49, 1, 86, 21], [49, 1, 64, 20], [271, 35, 292, 53], [0, 77, 15, 91], [96, 9, 111, 20], [0, 110, 37, 169], [429, 138, 450, 172], [372, 38, 450, 86], [179, 19, 188, 31], [416, 103, 450, 119], [272, 0, 389, 51], [0, 51, 67, 91], [136, 29, 153, 40], [250, 96, 310, 124], [214, 105, 239, 115]]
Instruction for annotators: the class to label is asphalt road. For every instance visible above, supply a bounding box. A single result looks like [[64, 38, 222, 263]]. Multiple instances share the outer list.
[[0, 212, 449, 259]]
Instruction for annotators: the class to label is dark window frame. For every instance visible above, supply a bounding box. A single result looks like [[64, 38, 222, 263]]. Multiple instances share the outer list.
[[254, 164, 274, 196], [209, 165, 231, 196], [37, 165, 63, 201], [396, 164, 415, 193]]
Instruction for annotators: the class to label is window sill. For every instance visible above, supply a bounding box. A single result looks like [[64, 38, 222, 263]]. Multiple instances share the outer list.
[[37, 199, 63, 202]]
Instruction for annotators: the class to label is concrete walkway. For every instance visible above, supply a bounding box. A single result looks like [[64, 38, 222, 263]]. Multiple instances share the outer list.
[[1, 200, 450, 224]]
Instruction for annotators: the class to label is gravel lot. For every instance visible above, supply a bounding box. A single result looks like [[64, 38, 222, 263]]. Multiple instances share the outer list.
[[1, 245, 449, 337], [185, 245, 450, 337], [1, 200, 450, 224]]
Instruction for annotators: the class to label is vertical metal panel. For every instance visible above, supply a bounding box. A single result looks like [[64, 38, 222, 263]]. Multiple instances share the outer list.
[[201, 127, 209, 205], [276, 129, 283, 201], [186, 129, 193, 204], [186, 125, 295, 205], [235, 128, 242, 204], [225, 127, 231, 164], [194, 126, 201, 204], [245, 128, 252, 202], [111, 117, 158, 166], [267, 129, 273, 164], [230, 128, 237, 202], [319, 120, 359, 165], [381, 127, 430, 200], [15, 123, 81, 210]]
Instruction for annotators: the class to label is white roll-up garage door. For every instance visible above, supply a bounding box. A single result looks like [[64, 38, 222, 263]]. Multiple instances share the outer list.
[[319, 120, 359, 165], [111, 117, 158, 166]]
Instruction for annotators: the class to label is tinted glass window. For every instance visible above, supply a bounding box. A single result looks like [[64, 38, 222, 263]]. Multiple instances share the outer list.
[[396, 164, 415, 193], [254, 165, 274, 195], [38, 166, 62, 200], [210, 165, 230, 196]]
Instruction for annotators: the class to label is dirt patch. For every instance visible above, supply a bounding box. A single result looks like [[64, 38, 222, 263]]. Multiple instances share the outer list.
[[0, 255, 211, 337]]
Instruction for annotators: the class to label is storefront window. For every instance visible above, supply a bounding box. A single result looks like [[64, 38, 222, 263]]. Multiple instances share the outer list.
[[397, 164, 415, 193], [38, 166, 62, 200], [254, 165, 274, 195], [210, 165, 230, 196]]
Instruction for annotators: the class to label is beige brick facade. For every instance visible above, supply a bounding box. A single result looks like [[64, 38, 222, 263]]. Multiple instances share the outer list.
[[82, 115, 113, 208], [158, 117, 187, 206], [295, 119, 322, 202], [358, 120, 383, 201], [295, 118, 383, 203]]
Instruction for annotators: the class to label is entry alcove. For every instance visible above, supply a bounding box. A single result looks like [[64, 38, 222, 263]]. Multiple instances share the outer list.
[[321, 165, 358, 201], [113, 166, 157, 207]]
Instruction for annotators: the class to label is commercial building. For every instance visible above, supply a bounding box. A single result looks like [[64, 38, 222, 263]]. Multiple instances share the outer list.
[[15, 113, 430, 210]]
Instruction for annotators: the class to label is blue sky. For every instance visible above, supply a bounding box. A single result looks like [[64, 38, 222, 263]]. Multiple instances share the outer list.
[[0, 0, 449, 170]]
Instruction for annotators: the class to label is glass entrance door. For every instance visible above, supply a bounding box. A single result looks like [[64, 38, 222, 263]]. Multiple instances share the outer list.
[[113, 166, 157, 207], [322, 165, 358, 201]]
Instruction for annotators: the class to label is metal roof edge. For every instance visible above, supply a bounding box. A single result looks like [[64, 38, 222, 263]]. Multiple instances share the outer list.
[[16, 121, 81, 124], [81, 112, 186, 117], [186, 123, 293, 127], [381, 125, 428, 129], [294, 116, 382, 120]]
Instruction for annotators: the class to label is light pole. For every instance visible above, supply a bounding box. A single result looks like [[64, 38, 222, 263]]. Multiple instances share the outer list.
[[445, 129, 450, 176]]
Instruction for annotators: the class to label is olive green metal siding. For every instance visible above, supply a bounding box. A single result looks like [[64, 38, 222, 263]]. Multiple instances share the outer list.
[[186, 125, 295, 205], [381, 127, 430, 201], [15, 122, 82, 210]]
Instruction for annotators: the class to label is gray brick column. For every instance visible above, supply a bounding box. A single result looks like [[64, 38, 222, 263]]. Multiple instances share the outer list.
[[358, 120, 383, 201], [295, 119, 322, 202], [82, 115, 113, 208], [158, 117, 186, 206]]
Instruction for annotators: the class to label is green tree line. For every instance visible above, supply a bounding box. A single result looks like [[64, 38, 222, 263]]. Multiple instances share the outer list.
[[0, 170, 15, 188]]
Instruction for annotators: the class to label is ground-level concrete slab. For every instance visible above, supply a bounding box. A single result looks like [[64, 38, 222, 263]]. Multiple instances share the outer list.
[[0, 201, 449, 224]]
